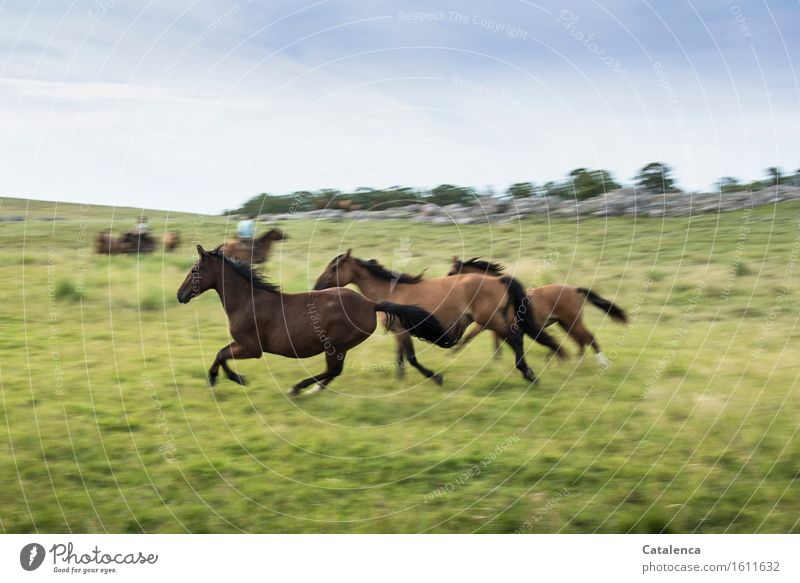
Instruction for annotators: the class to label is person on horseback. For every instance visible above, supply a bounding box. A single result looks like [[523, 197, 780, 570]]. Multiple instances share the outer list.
[[123, 216, 155, 252], [133, 216, 150, 236], [237, 216, 256, 243]]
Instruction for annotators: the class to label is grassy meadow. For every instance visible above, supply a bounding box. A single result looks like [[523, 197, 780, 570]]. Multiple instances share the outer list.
[[0, 195, 798, 533]]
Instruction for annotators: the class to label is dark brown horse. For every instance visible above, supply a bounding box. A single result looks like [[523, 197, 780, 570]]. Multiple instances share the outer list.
[[448, 257, 628, 367], [313, 251, 565, 384], [176, 245, 457, 395], [95, 231, 155, 254], [221, 228, 288, 264], [95, 231, 131, 254]]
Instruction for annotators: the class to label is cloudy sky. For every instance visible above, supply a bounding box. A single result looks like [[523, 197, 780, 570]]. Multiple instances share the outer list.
[[1, 0, 797, 213]]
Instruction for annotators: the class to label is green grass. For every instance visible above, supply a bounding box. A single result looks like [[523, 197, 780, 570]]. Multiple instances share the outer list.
[[0, 195, 798, 533]]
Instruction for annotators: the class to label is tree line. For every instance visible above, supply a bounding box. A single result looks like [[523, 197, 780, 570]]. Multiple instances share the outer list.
[[228, 162, 800, 216]]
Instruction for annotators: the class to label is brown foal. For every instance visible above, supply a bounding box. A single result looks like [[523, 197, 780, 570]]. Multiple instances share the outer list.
[[448, 257, 628, 367]]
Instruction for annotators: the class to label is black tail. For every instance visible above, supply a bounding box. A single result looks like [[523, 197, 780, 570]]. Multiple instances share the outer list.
[[500, 275, 566, 359], [375, 302, 461, 348], [576, 288, 628, 323]]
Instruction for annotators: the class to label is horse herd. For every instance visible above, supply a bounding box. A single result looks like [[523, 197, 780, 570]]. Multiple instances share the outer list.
[[95, 230, 181, 254], [174, 229, 628, 396]]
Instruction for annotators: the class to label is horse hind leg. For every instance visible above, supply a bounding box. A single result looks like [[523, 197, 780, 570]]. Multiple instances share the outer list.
[[401, 335, 443, 385], [561, 320, 607, 368], [290, 351, 346, 396], [493, 331, 503, 360], [504, 330, 537, 383], [452, 323, 485, 352], [317, 352, 346, 391]]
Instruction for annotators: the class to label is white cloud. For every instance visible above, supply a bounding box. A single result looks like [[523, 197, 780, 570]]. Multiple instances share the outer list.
[[0, 0, 797, 212]]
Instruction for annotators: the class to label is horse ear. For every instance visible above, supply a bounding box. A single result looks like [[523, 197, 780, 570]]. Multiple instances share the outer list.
[[452, 255, 459, 263], [344, 248, 351, 258], [196, 244, 206, 256]]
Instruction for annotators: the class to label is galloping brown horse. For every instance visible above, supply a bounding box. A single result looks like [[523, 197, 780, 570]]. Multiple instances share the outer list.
[[313, 251, 565, 384], [176, 245, 457, 395], [448, 257, 628, 367], [221, 228, 288, 264]]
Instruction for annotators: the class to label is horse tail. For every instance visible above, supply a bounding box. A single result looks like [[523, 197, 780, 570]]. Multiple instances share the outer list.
[[576, 288, 628, 323], [500, 275, 566, 360], [374, 302, 460, 348]]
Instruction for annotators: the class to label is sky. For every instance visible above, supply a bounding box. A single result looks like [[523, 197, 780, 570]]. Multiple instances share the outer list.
[[1, 0, 798, 213]]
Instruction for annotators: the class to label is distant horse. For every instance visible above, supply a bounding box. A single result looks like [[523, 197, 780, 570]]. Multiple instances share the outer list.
[[122, 231, 156, 253], [221, 228, 288, 264], [447, 257, 628, 367], [163, 231, 180, 252], [95, 232, 131, 255], [95, 230, 156, 254], [313, 250, 565, 384], [176, 245, 458, 395]]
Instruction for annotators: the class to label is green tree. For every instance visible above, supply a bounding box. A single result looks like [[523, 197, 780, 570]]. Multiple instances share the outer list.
[[309, 189, 341, 209], [566, 168, 620, 200], [349, 186, 422, 209], [636, 162, 677, 194], [542, 180, 570, 198], [236, 193, 309, 215], [766, 166, 782, 186], [716, 177, 742, 194], [507, 182, 536, 199], [427, 184, 475, 206]]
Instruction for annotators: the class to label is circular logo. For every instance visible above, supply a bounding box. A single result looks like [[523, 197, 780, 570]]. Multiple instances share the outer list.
[[20, 543, 46, 571]]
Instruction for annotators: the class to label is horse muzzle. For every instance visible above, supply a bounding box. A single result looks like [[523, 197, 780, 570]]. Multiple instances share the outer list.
[[176, 290, 194, 304]]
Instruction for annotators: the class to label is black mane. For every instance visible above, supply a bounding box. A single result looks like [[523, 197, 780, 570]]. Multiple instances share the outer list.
[[355, 257, 424, 284], [455, 257, 506, 275], [209, 246, 280, 292]]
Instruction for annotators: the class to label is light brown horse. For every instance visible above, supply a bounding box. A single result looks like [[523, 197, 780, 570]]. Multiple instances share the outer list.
[[448, 257, 628, 367], [176, 245, 457, 395], [163, 231, 180, 252], [221, 228, 288, 264], [313, 251, 565, 384]]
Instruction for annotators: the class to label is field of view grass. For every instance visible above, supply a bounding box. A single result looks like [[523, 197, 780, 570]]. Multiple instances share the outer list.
[[1, 196, 798, 533]]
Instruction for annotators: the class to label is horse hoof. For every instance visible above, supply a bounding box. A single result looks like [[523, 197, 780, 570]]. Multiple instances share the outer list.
[[208, 374, 217, 388], [288, 388, 301, 397], [524, 369, 538, 384], [232, 374, 247, 386], [431, 373, 444, 386]]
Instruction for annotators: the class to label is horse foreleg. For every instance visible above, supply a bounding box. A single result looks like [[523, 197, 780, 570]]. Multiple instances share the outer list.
[[209, 342, 261, 387]]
